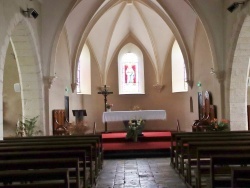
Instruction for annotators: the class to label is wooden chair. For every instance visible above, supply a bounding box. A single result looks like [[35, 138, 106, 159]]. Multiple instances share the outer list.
[[52, 110, 69, 135]]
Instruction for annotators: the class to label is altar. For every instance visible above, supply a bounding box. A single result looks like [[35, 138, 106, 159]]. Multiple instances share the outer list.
[[102, 110, 167, 132]]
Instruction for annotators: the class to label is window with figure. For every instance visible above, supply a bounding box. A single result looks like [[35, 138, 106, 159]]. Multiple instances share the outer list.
[[118, 43, 145, 94]]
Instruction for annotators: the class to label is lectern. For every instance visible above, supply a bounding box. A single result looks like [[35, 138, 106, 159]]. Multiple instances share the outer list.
[[72, 110, 87, 124]]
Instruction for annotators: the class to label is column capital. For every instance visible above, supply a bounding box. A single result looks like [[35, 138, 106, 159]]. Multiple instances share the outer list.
[[43, 76, 57, 89]]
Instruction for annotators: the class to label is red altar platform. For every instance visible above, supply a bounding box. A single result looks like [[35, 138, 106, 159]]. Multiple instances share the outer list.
[[102, 131, 172, 158]]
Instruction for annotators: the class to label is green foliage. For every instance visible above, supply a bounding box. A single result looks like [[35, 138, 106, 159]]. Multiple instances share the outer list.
[[18, 116, 42, 137], [207, 118, 229, 131], [126, 119, 145, 142]]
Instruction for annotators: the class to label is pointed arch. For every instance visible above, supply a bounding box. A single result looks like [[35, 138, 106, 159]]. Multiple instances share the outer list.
[[0, 13, 44, 138], [72, 0, 193, 89], [229, 16, 250, 130]]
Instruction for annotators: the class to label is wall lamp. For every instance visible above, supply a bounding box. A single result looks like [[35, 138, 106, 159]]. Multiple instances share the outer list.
[[22, 8, 39, 19], [227, 1, 245, 12]]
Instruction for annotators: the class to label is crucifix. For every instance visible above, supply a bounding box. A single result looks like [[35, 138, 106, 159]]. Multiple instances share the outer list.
[[98, 85, 113, 132]]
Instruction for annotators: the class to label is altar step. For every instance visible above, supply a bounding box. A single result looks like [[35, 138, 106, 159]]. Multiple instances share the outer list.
[[102, 131, 172, 159]]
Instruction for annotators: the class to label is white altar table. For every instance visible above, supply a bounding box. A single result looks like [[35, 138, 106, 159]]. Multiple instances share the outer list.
[[102, 110, 166, 123]]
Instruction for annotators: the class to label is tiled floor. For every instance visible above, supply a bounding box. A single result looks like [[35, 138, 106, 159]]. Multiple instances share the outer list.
[[95, 158, 187, 188]]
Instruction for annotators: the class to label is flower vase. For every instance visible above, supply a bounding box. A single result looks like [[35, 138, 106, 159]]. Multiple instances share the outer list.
[[107, 108, 111, 112]]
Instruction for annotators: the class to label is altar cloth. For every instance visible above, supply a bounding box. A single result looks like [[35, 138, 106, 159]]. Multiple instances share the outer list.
[[102, 110, 166, 123]]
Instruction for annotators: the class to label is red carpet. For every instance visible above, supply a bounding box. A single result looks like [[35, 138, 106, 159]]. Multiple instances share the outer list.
[[103, 142, 171, 151], [102, 131, 172, 151], [102, 132, 171, 139]]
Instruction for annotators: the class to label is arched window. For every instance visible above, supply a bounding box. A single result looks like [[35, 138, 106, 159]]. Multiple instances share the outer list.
[[77, 44, 91, 94], [118, 43, 145, 94], [171, 40, 188, 93]]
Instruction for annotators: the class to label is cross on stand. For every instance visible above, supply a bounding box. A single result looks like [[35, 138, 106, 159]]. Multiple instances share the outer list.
[[98, 85, 113, 132]]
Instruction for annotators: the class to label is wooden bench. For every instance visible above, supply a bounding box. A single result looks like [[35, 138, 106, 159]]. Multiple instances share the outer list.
[[170, 131, 250, 168], [172, 131, 250, 173], [210, 154, 250, 188], [186, 141, 250, 186], [0, 143, 94, 187], [0, 168, 70, 188], [185, 139, 250, 184], [0, 182, 69, 188], [196, 146, 250, 188], [0, 158, 79, 187], [231, 166, 250, 187], [4, 134, 103, 171], [0, 150, 86, 188], [1, 138, 101, 179]]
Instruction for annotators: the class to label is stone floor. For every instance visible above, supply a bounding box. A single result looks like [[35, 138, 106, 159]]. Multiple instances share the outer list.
[[95, 158, 187, 188]]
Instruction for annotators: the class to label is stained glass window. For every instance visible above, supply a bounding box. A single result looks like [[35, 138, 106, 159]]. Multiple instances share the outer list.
[[118, 43, 145, 94]]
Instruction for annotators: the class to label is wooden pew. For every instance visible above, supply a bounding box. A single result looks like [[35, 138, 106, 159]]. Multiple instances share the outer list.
[[0, 158, 79, 188], [196, 146, 250, 188], [0, 150, 86, 188], [172, 131, 250, 173], [187, 141, 250, 187], [0, 168, 70, 188], [0, 182, 69, 188], [170, 131, 250, 168], [210, 154, 250, 188], [183, 138, 250, 182], [0, 143, 94, 187], [1, 138, 101, 179], [231, 166, 250, 187], [4, 134, 103, 170]]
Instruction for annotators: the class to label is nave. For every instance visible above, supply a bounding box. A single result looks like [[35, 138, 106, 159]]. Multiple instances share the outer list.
[[95, 158, 186, 188]]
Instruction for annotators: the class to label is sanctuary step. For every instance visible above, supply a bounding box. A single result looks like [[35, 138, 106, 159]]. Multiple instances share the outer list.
[[102, 131, 172, 159]]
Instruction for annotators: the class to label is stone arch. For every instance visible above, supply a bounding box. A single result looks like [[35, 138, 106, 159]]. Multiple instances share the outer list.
[[230, 16, 250, 130], [0, 13, 44, 137], [72, 0, 192, 89]]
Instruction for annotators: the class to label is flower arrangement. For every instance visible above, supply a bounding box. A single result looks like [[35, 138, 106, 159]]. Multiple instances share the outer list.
[[16, 116, 42, 137], [106, 103, 113, 109], [208, 118, 229, 131], [126, 118, 145, 142]]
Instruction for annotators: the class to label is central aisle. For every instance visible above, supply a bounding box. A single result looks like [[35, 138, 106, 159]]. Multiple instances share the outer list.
[[95, 158, 187, 188]]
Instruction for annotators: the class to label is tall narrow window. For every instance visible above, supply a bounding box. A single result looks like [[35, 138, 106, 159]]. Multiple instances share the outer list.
[[171, 40, 188, 93], [77, 44, 91, 94], [118, 43, 145, 94]]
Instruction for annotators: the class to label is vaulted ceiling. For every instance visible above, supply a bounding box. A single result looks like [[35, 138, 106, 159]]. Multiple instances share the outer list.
[[64, 0, 199, 85]]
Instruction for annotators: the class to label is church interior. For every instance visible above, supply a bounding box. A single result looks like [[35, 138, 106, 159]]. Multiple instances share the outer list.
[[1, 0, 250, 187], [2, 0, 249, 137]]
